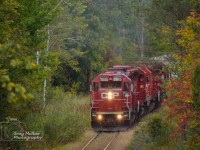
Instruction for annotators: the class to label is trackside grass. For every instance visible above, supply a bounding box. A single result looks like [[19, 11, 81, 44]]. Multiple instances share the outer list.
[[23, 88, 90, 149]]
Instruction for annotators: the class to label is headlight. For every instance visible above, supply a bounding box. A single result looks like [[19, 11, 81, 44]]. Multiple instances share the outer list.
[[97, 115, 103, 120], [117, 114, 123, 120], [108, 92, 113, 100]]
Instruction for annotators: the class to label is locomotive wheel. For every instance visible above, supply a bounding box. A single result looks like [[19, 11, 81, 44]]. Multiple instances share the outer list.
[[130, 112, 137, 125], [144, 102, 149, 114], [134, 111, 139, 122], [138, 106, 143, 118], [149, 101, 155, 112]]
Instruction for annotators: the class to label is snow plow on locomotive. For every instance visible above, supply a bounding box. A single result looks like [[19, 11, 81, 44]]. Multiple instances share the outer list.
[[90, 63, 168, 131]]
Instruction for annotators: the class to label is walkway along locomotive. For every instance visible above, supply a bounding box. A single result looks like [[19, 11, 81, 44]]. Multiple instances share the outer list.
[[90, 62, 168, 131]]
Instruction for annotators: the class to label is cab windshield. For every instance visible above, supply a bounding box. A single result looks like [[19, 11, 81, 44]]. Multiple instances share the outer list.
[[101, 81, 121, 89]]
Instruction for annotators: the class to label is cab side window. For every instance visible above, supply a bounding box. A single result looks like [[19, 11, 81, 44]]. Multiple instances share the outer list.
[[93, 82, 98, 91], [139, 75, 144, 82], [146, 77, 149, 82], [124, 82, 129, 91]]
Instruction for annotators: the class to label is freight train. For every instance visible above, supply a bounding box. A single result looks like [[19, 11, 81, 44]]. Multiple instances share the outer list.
[[90, 62, 168, 131]]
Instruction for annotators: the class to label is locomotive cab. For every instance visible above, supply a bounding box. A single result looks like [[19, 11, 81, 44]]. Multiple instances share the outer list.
[[90, 68, 133, 130]]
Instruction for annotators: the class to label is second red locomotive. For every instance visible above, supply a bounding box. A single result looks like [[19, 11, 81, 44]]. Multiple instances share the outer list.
[[90, 62, 168, 131]]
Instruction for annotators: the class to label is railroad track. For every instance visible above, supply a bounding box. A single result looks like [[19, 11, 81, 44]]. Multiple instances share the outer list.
[[81, 131, 102, 150], [82, 107, 161, 150], [103, 132, 120, 150], [81, 106, 162, 150], [82, 131, 120, 150]]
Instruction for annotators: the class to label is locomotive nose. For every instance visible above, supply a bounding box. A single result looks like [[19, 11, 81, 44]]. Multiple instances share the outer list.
[[101, 91, 119, 100], [99, 90, 122, 112], [107, 92, 113, 100]]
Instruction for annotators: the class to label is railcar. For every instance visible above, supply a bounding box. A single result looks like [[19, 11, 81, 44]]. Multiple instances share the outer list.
[[90, 63, 168, 131]]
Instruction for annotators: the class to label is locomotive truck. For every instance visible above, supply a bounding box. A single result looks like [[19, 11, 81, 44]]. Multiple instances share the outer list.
[[90, 62, 168, 131]]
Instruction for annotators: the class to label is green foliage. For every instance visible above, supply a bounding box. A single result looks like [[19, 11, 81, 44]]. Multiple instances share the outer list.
[[49, 0, 87, 92], [146, 0, 200, 56], [50, 0, 163, 93], [23, 88, 90, 149], [43, 111, 84, 148], [126, 107, 184, 150], [0, 0, 60, 134], [165, 11, 200, 150], [147, 114, 168, 142], [0, 0, 18, 43], [0, 44, 34, 110], [184, 64, 200, 149], [70, 82, 81, 95], [186, 119, 200, 150], [192, 65, 200, 111]]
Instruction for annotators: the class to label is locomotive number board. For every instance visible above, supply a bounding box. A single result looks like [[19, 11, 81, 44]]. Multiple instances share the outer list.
[[113, 77, 122, 81], [100, 78, 108, 81], [100, 77, 122, 81]]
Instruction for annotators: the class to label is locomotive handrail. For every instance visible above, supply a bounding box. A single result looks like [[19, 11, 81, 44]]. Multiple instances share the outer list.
[[136, 89, 145, 94], [91, 91, 94, 108], [131, 90, 146, 104], [131, 90, 145, 97], [153, 86, 161, 94], [153, 87, 158, 93], [125, 95, 131, 120], [94, 99, 127, 101], [135, 90, 145, 98]]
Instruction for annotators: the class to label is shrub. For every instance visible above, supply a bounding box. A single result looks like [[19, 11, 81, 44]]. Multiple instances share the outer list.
[[43, 108, 85, 148], [126, 107, 184, 150], [22, 88, 90, 149], [43, 88, 89, 148], [192, 64, 200, 111], [147, 114, 169, 145]]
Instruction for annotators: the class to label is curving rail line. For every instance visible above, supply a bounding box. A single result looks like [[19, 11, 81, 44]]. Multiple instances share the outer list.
[[103, 132, 120, 150], [81, 131, 102, 150], [82, 131, 120, 150]]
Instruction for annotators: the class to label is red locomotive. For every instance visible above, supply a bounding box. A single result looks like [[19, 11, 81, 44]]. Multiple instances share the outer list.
[[90, 62, 168, 131]]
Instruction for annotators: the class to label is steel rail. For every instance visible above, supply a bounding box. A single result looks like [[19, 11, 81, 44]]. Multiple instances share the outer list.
[[103, 132, 120, 150], [81, 131, 102, 150]]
